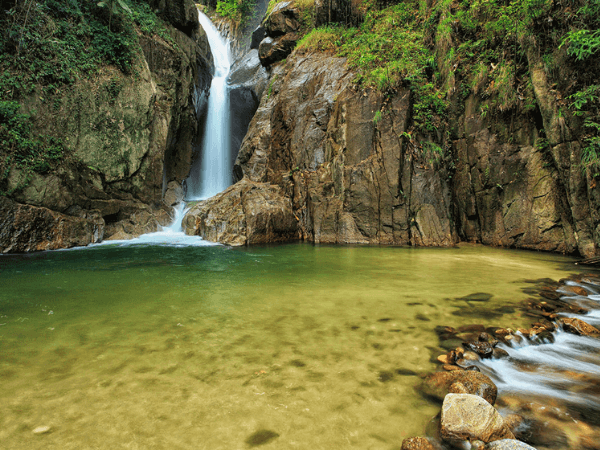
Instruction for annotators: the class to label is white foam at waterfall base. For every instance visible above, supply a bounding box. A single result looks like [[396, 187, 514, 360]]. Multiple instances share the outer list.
[[88, 204, 219, 248], [185, 10, 232, 201]]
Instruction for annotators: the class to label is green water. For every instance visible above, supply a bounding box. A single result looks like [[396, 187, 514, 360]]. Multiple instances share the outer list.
[[0, 243, 578, 449]]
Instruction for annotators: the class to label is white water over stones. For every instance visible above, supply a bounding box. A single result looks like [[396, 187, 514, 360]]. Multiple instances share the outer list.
[[475, 278, 600, 413], [90, 204, 217, 247], [185, 10, 232, 201]]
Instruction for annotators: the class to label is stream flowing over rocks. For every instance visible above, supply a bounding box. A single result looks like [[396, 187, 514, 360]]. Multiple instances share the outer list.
[[403, 274, 600, 450]]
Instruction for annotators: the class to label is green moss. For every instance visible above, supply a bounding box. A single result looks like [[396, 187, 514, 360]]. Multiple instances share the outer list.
[[0, 101, 64, 194]]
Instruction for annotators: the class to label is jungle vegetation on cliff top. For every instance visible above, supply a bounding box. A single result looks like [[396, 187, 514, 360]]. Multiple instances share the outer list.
[[0, 0, 174, 194], [255, 0, 599, 172]]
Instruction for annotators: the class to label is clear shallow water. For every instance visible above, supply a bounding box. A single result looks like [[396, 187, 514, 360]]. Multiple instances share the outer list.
[[0, 244, 578, 449]]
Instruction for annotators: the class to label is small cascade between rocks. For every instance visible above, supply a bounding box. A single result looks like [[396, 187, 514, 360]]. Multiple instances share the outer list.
[[451, 277, 600, 448], [475, 278, 600, 414], [185, 10, 233, 201]]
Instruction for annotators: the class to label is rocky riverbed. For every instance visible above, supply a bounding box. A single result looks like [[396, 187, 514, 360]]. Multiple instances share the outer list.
[[403, 274, 600, 450]]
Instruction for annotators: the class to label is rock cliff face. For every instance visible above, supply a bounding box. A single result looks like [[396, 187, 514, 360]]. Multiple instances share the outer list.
[[0, 0, 213, 252], [184, 46, 599, 257], [186, 52, 457, 246]]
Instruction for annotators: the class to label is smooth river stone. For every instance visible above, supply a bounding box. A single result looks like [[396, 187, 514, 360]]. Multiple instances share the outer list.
[[440, 394, 514, 444], [419, 370, 498, 405], [485, 439, 538, 449]]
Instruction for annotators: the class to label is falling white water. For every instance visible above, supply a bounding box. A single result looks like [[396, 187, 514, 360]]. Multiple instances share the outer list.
[[185, 10, 232, 201], [87, 12, 233, 248]]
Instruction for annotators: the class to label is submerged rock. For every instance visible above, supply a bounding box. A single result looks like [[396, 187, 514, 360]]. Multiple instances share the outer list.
[[485, 439, 538, 449], [32, 426, 51, 435], [245, 429, 280, 446], [419, 371, 498, 405], [440, 393, 514, 445]]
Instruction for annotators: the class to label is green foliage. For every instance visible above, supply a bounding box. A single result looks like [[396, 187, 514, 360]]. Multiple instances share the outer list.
[[97, 0, 132, 31], [0, 0, 174, 102], [568, 85, 600, 174], [0, 100, 64, 193], [297, 26, 344, 52], [337, 2, 429, 90], [569, 85, 600, 116], [216, 0, 256, 26], [412, 83, 448, 132], [422, 141, 445, 165], [560, 30, 600, 62], [373, 110, 382, 124]]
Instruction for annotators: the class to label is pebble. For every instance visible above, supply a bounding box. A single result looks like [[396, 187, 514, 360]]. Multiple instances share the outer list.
[[437, 355, 450, 364], [33, 426, 51, 434]]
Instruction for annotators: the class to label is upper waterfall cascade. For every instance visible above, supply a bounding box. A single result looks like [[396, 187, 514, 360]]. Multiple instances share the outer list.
[[185, 10, 233, 201]]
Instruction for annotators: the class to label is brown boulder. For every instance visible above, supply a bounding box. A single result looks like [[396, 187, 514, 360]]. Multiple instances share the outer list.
[[183, 180, 299, 245], [559, 318, 600, 337], [0, 196, 103, 252], [263, 1, 301, 36], [463, 341, 495, 358], [440, 394, 515, 445], [419, 370, 498, 405], [558, 285, 589, 296], [258, 34, 299, 66], [401, 436, 438, 450]]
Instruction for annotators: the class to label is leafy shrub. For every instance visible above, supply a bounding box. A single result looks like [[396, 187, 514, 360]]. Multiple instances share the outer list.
[[560, 29, 600, 62], [216, 0, 257, 26]]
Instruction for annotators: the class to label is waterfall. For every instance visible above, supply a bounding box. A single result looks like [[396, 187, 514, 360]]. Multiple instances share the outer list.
[[90, 12, 231, 247], [185, 11, 232, 201]]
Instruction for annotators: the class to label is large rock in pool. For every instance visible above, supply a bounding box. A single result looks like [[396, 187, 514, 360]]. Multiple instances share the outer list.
[[441, 394, 514, 445], [182, 180, 300, 245], [0, 196, 104, 252], [419, 370, 498, 405]]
